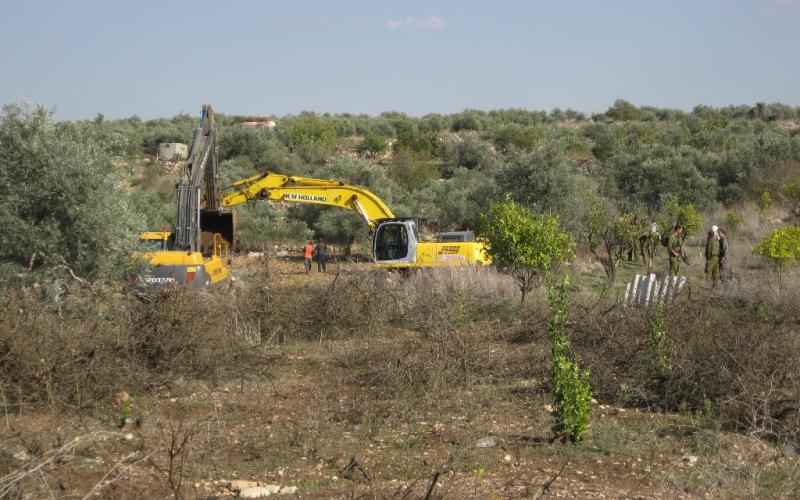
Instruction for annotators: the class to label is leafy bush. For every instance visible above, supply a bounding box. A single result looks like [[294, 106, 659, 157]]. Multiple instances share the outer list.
[[283, 113, 337, 148], [495, 136, 583, 218], [780, 179, 800, 215], [752, 226, 800, 268], [479, 198, 574, 303], [548, 275, 591, 442], [442, 135, 495, 172], [355, 133, 389, 156], [218, 126, 273, 162], [0, 103, 144, 280], [658, 197, 704, 236], [607, 145, 718, 212], [389, 148, 439, 192], [582, 196, 639, 284], [491, 124, 542, 153], [236, 204, 312, 250], [313, 210, 368, 256]]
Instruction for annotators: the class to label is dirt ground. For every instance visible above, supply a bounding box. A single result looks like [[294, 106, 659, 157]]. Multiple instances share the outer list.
[[1, 257, 797, 499]]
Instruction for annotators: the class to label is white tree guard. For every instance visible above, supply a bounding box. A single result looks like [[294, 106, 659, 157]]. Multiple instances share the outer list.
[[624, 273, 686, 307]]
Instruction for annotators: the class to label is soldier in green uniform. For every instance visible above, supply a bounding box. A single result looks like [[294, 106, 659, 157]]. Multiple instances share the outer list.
[[667, 224, 684, 276], [640, 223, 660, 272], [705, 225, 721, 285]]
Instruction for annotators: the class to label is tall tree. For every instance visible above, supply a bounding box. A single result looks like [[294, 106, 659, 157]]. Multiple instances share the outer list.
[[0, 103, 144, 281]]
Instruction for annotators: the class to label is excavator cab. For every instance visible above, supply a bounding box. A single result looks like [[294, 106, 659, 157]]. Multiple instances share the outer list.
[[373, 220, 419, 265], [138, 231, 175, 252]]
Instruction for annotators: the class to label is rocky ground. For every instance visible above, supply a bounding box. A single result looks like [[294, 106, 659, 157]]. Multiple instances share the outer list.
[[1, 258, 797, 498]]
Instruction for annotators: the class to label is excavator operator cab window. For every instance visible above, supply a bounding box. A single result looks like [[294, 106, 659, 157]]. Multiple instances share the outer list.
[[138, 235, 175, 252], [375, 224, 409, 261], [139, 239, 164, 252]]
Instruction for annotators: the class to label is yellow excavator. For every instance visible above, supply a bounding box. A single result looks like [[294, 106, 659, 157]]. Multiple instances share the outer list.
[[133, 105, 233, 290], [221, 172, 490, 270], [134, 107, 489, 290]]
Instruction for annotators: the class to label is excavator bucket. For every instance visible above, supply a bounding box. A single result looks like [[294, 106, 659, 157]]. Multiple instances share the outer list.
[[200, 208, 236, 256]]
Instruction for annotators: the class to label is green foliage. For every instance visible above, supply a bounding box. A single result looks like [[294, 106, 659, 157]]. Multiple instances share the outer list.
[[605, 99, 649, 122], [608, 145, 718, 212], [355, 133, 389, 156], [658, 197, 703, 236], [491, 124, 543, 153], [752, 226, 800, 268], [0, 103, 144, 280], [285, 114, 337, 148], [218, 126, 273, 162], [648, 303, 667, 373], [414, 168, 499, 231], [725, 212, 742, 233], [495, 135, 583, 219], [389, 148, 439, 192], [547, 275, 591, 443], [759, 189, 773, 213], [324, 157, 409, 211], [218, 157, 258, 187], [236, 204, 312, 250], [12, 99, 800, 262], [583, 196, 639, 284], [780, 180, 800, 214], [313, 211, 367, 256], [450, 109, 486, 131], [583, 123, 617, 161], [443, 136, 495, 172], [394, 128, 441, 157], [479, 198, 574, 303]]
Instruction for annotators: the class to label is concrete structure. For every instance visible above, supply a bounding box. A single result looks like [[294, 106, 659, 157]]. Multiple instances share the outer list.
[[624, 273, 687, 308], [158, 142, 188, 161]]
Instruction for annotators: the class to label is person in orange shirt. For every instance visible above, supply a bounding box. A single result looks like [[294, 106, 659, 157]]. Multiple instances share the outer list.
[[303, 241, 314, 274]]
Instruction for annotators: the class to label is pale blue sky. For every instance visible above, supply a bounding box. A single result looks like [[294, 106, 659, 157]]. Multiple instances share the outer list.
[[1, 0, 798, 120]]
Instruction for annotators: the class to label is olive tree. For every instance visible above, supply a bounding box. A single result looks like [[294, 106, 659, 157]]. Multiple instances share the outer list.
[[582, 196, 638, 285], [479, 198, 574, 304], [0, 103, 145, 281], [495, 135, 584, 224]]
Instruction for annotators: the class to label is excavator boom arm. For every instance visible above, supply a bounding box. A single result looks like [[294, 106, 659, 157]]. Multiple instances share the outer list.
[[222, 173, 394, 228]]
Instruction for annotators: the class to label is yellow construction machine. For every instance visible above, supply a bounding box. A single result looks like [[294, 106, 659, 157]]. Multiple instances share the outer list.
[[132, 105, 233, 290], [220, 172, 490, 270], [133, 107, 488, 291]]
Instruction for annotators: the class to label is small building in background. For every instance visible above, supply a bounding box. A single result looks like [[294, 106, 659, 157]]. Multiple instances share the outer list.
[[240, 120, 276, 129], [158, 143, 188, 161]]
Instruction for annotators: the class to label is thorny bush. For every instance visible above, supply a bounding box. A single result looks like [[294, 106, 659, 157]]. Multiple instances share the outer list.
[[0, 281, 272, 410]]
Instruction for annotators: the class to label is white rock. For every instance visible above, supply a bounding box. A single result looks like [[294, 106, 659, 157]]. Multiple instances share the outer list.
[[229, 480, 259, 492], [683, 455, 699, 464], [475, 436, 496, 448], [503, 454, 512, 462], [279, 486, 298, 495], [239, 486, 273, 498]]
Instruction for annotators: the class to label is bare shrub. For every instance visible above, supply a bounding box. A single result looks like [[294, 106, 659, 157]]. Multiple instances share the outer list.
[[392, 267, 518, 332], [0, 283, 270, 410], [0, 286, 129, 408], [572, 291, 800, 444]]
